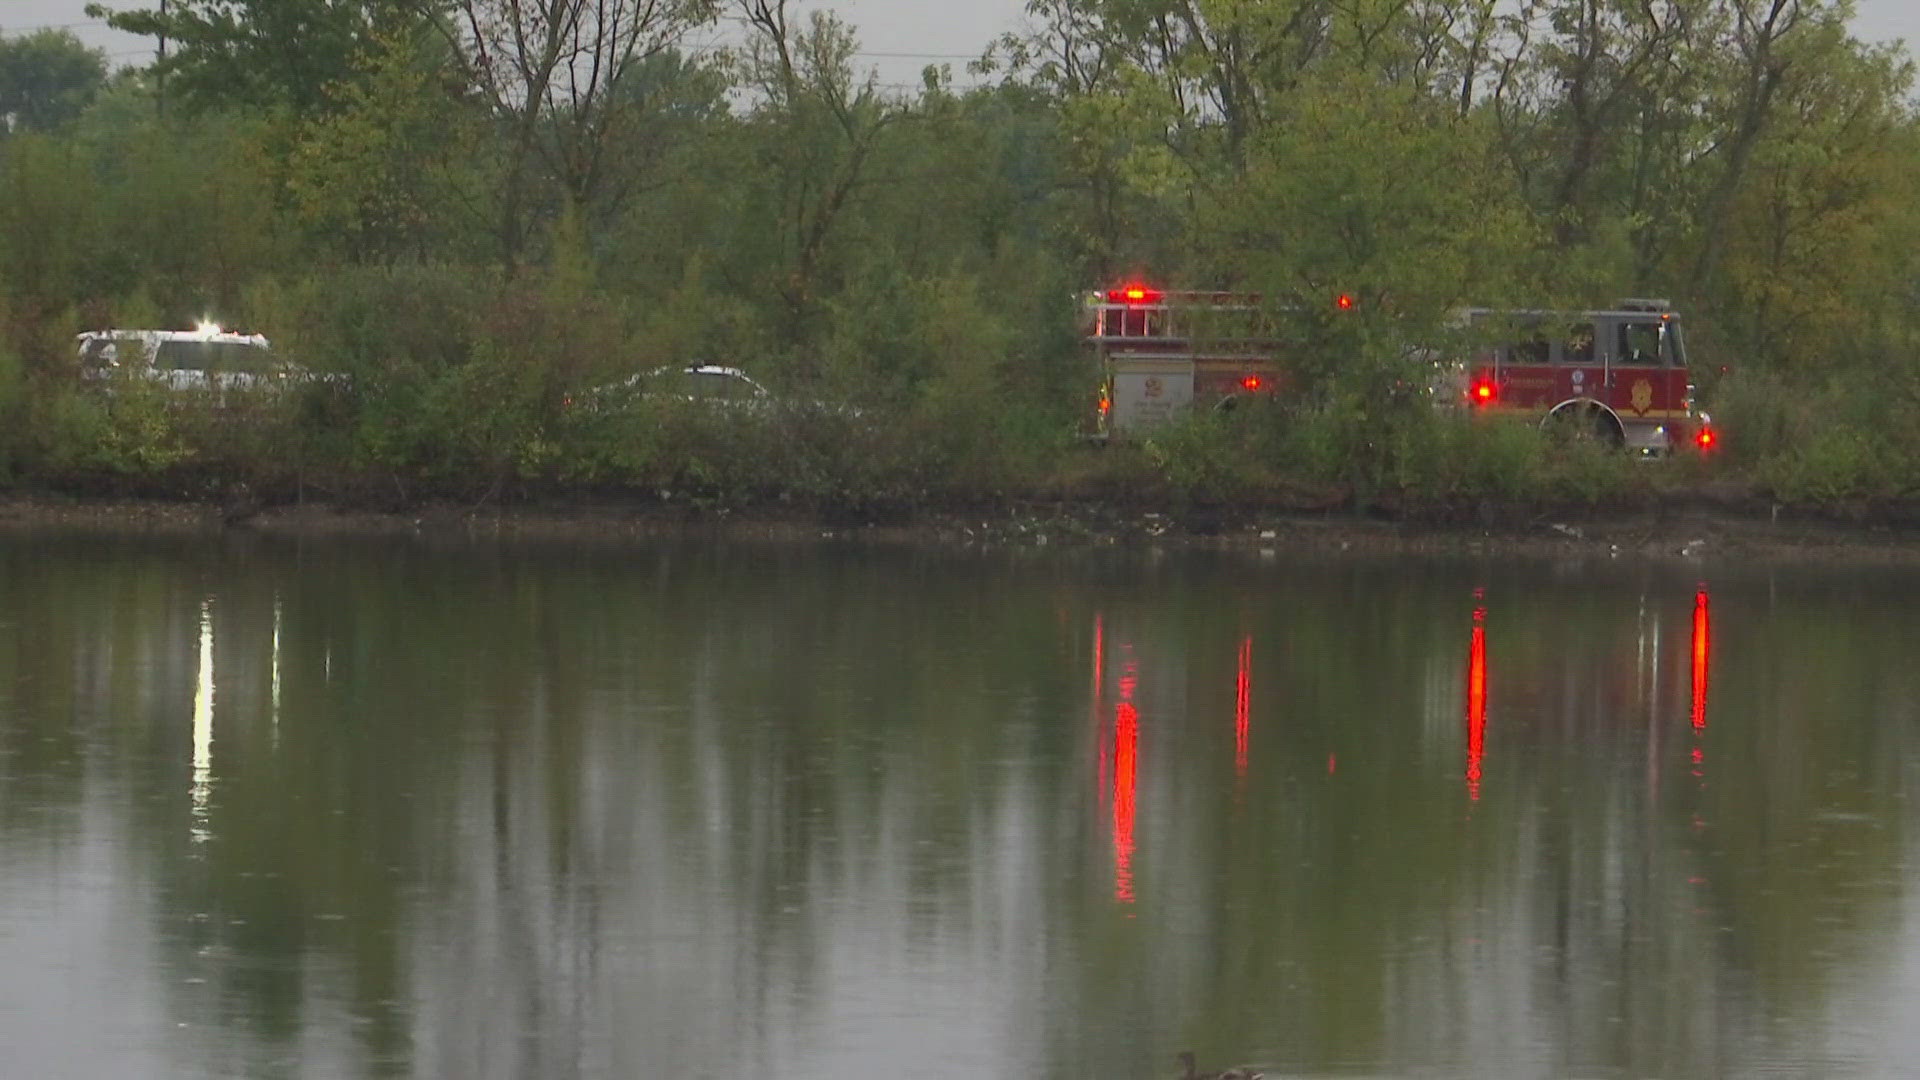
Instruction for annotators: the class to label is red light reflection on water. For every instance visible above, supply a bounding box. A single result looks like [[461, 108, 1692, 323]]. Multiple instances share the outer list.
[[1234, 637, 1252, 779], [1113, 659, 1139, 904], [1466, 597, 1487, 801], [1691, 589, 1710, 732]]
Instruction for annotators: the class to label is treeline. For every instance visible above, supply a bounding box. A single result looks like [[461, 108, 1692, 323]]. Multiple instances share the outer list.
[[0, 0, 1916, 512]]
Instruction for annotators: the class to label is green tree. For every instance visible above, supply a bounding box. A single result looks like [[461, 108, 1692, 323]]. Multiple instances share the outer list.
[[0, 135, 106, 308], [0, 29, 108, 134], [84, 0, 420, 114], [286, 30, 490, 265], [1713, 23, 1920, 368], [1218, 69, 1537, 386], [731, 0, 910, 356], [431, 0, 720, 272]]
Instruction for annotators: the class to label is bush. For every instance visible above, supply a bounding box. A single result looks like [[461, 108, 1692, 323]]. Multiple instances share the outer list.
[[1139, 405, 1288, 502], [276, 265, 642, 487], [0, 336, 19, 483], [1712, 365, 1920, 501]]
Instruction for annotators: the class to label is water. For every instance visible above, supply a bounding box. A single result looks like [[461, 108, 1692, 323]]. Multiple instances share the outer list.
[[1, 529, 1917, 1078]]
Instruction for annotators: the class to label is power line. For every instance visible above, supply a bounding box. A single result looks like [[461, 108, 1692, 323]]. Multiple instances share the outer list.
[[0, 20, 111, 32], [859, 51, 978, 60], [17, 21, 989, 80], [3, 19, 986, 61]]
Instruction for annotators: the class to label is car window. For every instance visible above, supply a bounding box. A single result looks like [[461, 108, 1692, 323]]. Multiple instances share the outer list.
[[648, 370, 699, 397], [156, 340, 275, 373], [704, 373, 763, 401], [80, 338, 121, 366]]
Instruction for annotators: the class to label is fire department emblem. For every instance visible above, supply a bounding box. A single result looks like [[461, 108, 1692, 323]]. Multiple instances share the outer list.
[[1630, 378, 1653, 415], [1144, 377, 1163, 399]]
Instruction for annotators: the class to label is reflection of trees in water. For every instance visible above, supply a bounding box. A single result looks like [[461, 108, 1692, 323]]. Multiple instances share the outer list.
[[386, 545, 1095, 1077], [5, 544, 1920, 1075]]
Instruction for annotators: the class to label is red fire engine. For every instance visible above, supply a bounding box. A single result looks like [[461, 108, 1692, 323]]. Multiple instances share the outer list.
[[1086, 285, 1288, 437], [1448, 299, 1716, 455], [1087, 286, 1716, 454]]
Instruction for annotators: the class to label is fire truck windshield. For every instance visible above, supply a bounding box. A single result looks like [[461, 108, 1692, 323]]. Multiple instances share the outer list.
[[1616, 321, 1672, 367]]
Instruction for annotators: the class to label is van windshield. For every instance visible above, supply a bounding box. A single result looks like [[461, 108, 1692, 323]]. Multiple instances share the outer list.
[[154, 340, 275, 373]]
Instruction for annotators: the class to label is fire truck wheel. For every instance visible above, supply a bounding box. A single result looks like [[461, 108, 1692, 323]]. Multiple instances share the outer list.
[[1543, 403, 1625, 449]]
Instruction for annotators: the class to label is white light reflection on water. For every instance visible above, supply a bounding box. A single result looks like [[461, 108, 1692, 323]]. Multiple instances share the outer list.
[[271, 595, 282, 744], [191, 598, 213, 844]]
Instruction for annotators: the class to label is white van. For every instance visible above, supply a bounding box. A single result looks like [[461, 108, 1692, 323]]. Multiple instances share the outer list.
[[77, 327, 286, 392]]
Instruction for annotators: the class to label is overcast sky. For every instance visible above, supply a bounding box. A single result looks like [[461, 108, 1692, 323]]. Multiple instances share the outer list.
[[1, 0, 1918, 90]]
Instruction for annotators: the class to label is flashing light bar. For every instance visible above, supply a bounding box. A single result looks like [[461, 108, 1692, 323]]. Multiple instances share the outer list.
[[1108, 285, 1164, 305]]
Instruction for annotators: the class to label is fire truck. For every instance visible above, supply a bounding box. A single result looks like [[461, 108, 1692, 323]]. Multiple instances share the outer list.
[[1447, 299, 1716, 455], [1087, 285, 1716, 454], [1086, 285, 1289, 437]]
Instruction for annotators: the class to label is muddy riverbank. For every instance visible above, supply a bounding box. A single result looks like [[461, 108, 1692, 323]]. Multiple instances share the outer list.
[[4, 486, 1919, 563]]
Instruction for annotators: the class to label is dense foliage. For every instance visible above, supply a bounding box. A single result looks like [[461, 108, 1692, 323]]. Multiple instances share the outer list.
[[2, 0, 1917, 514]]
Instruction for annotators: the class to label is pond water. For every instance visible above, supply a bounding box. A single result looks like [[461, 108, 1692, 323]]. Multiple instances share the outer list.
[[1, 530, 1917, 1078]]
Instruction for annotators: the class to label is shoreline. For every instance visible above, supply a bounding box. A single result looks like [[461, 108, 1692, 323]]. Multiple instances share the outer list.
[[5, 489, 1920, 563]]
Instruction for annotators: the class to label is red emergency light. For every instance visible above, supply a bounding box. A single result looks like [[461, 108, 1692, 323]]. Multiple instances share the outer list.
[[1240, 375, 1263, 392], [1335, 293, 1355, 311], [1469, 377, 1498, 405], [1108, 285, 1164, 304], [1696, 426, 1716, 450]]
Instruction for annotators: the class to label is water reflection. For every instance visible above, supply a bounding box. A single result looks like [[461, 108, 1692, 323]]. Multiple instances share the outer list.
[[1691, 588, 1712, 796], [1112, 654, 1139, 906], [1466, 591, 1487, 802], [0, 537, 1917, 1077], [1692, 587, 1711, 732], [191, 597, 213, 845], [270, 594, 282, 738], [1234, 636, 1252, 782]]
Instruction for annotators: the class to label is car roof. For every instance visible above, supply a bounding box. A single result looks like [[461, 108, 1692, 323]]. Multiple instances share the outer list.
[[646, 363, 756, 378], [641, 363, 769, 390], [77, 329, 271, 347]]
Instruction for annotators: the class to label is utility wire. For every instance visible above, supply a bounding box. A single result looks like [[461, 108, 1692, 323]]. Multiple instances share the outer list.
[[3, 19, 985, 62], [0, 19, 110, 31]]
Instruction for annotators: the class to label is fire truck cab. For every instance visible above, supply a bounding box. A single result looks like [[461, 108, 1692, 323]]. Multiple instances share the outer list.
[[1448, 300, 1715, 455], [1086, 286, 1285, 437]]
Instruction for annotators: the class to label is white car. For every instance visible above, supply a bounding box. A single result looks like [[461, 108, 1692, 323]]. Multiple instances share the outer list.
[[77, 326, 292, 392], [621, 364, 771, 404], [574, 364, 771, 412], [572, 363, 862, 421]]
